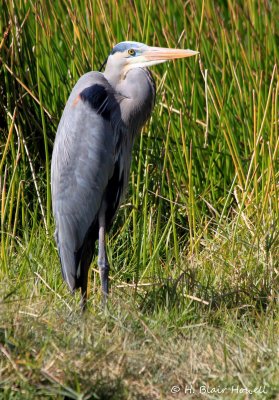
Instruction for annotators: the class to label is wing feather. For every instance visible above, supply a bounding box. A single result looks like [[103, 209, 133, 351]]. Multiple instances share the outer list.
[[51, 72, 121, 291]]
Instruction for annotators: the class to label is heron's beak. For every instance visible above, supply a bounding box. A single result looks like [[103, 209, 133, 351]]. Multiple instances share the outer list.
[[144, 46, 199, 62], [126, 45, 199, 71]]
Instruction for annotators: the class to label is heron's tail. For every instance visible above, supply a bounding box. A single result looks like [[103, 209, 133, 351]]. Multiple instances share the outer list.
[[54, 214, 98, 293], [58, 245, 78, 293], [58, 239, 96, 293]]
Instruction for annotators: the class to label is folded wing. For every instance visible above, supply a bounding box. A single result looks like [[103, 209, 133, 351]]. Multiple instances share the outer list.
[[51, 72, 121, 291]]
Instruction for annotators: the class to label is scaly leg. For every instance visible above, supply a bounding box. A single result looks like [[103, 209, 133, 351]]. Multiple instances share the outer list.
[[98, 211, 110, 302]]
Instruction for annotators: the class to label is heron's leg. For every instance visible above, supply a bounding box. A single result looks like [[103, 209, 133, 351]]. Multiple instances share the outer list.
[[98, 212, 110, 301]]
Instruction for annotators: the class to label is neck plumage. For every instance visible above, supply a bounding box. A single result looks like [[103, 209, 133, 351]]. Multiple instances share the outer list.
[[104, 67, 156, 134]]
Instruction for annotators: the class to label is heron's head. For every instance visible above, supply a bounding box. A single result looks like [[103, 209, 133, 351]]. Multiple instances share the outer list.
[[104, 41, 199, 81]]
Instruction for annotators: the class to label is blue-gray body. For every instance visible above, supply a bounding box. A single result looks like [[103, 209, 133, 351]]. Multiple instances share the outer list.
[[51, 48, 155, 297], [51, 40, 197, 307]]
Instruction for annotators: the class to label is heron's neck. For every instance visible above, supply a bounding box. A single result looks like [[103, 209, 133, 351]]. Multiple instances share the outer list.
[[105, 68, 156, 132], [104, 68, 123, 89]]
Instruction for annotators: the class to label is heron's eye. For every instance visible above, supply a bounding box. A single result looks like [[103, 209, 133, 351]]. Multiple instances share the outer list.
[[128, 49, 135, 56]]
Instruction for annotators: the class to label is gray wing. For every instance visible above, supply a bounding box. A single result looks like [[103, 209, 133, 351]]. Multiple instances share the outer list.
[[51, 72, 121, 291]]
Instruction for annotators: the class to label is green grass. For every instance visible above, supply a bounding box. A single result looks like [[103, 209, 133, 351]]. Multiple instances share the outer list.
[[0, 0, 278, 398]]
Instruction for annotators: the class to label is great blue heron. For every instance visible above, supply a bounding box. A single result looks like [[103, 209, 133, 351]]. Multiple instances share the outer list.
[[51, 41, 198, 308]]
